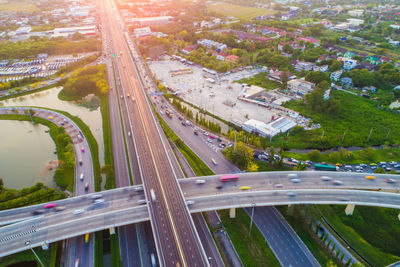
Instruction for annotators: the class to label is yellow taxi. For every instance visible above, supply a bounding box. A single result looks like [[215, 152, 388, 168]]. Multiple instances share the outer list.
[[48, 116, 54, 120], [335, 163, 343, 167], [240, 186, 251, 190], [364, 175, 376, 180]]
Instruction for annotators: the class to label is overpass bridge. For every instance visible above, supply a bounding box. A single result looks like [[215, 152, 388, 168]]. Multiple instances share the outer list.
[[0, 171, 399, 257]]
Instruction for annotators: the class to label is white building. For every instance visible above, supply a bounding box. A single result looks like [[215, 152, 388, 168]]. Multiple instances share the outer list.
[[348, 9, 364, 17], [287, 79, 315, 95], [242, 118, 297, 138], [133, 27, 152, 38], [346, 18, 364, 26], [15, 26, 32, 35], [330, 70, 343, 81], [197, 39, 227, 50]]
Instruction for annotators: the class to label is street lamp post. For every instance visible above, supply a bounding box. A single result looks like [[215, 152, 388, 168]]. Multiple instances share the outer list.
[[249, 203, 256, 237]]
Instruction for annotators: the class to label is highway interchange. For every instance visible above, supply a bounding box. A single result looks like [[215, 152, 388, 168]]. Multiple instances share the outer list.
[[1, 171, 400, 258]]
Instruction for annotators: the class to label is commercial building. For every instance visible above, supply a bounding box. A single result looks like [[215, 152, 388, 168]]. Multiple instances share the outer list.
[[15, 26, 32, 35], [197, 39, 227, 51], [267, 71, 296, 83], [294, 61, 316, 72], [129, 16, 173, 26], [133, 27, 152, 38], [287, 79, 315, 95], [48, 25, 97, 38], [242, 117, 296, 138]]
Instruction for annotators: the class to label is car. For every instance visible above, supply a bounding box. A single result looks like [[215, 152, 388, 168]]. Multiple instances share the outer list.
[[91, 194, 102, 199], [207, 138, 212, 143], [121, 95, 124, 99], [274, 183, 283, 188], [79, 160, 83, 166], [94, 199, 105, 204], [203, 131, 209, 136], [216, 185, 223, 189], [290, 178, 301, 183], [385, 178, 395, 183], [338, 197, 350, 202], [85, 183, 89, 191], [332, 180, 343, 185], [181, 121, 186, 126], [320, 176, 331, 181], [240, 186, 251, 190], [73, 209, 84, 215], [54, 206, 66, 212], [217, 138, 222, 142], [128, 132, 131, 137], [48, 116, 54, 120], [127, 94, 130, 98], [81, 147, 85, 153], [288, 173, 298, 179], [218, 143, 226, 148], [75, 259, 80, 267], [211, 158, 217, 165], [335, 163, 343, 167], [25, 241, 30, 246], [195, 179, 206, 184], [80, 173, 84, 181], [160, 111, 164, 115], [194, 131, 198, 136], [137, 199, 147, 205], [44, 203, 56, 209], [32, 209, 45, 215], [390, 161, 397, 165], [364, 175, 376, 180], [371, 166, 377, 170], [178, 116, 183, 121], [227, 142, 233, 147], [287, 192, 297, 197], [186, 200, 195, 205]]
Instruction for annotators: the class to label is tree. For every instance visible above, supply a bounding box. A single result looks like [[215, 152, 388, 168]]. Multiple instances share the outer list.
[[359, 147, 376, 162], [71, 32, 84, 41], [294, 163, 307, 171], [0, 178, 3, 192], [329, 60, 342, 72], [283, 43, 293, 54], [308, 149, 321, 162], [225, 142, 254, 170], [305, 71, 329, 85], [374, 167, 386, 174]]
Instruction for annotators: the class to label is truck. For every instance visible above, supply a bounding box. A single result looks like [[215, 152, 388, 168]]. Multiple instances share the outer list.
[[314, 164, 337, 171]]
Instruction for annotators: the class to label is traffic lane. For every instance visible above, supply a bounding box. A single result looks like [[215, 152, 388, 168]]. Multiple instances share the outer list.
[[245, 206, 319, 267], [179, 171, 399, 198], [192, 213, 225, 267], [187, 189, 400, 214]]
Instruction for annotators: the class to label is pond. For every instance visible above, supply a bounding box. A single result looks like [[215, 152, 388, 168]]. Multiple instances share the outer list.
[[0, 87, 106, 189], [0, 120, 57, 190]]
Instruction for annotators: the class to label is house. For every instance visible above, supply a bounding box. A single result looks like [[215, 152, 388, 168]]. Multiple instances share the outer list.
[[209, 50, 227, 61], [0, 60, 9, 67], [197, 39, 227, 51], [267, 71, 296, 83], [379, 56, 392, 63], [340, 77, 353, 88], [366, 55, 379, 65], [341, 58, 358, 70], [297, 37, 319, 46], [330, 70, 343, 81], [226, 55, 239, 63], [294, 61, 316, 71], [348, 9, 364, 17], [356, 62, 379, 71], [278, 42, 305, 52], [287, 79, 316, 95], [181, 44, 198, 55], [313, 65, 329, 72], [343, 51, 355, 59]]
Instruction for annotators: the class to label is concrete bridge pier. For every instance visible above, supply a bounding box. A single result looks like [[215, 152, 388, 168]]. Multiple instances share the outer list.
[[345, 204, 355, 215], [229, 208, 236, 218], [109, 227, 115, 235]]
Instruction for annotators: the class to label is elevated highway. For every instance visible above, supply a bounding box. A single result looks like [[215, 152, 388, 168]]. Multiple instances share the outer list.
[[0, 171, 399, 257]]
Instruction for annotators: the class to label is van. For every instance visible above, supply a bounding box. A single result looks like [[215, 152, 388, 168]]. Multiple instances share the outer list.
[[150, 189, 156, 202], [211, 158, 217, 165]]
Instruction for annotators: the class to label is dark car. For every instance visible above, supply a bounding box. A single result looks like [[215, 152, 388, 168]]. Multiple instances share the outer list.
[[32, 210, 45, 215], [194, 131, 198, 135], [181, 122, 186, 126], [178, 116, 183, 121], [216, 185, 223, 189]]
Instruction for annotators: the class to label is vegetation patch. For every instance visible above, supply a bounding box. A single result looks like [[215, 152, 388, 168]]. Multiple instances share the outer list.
[[0, 1, 39, 12], [318, 205, 400, 266], [277, 90, 400, 149], [207, 3, 275, 20], [237, 72, 281, 90]]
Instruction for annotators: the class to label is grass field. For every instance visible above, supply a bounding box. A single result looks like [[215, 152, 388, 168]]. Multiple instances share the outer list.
[[318, 205, 400, 266], [291, 18, 321, 25], [238, 72, 281, 90], [207, 3, 275, 20], [0, 1, 39, 12], [277, 90, 400, 149]]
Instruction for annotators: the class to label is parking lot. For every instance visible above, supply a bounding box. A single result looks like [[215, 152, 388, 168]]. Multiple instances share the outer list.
[[149, 56, 281, 124]]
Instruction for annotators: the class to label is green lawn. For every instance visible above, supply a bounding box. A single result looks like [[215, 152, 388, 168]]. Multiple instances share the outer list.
[[318, 205, 400, 266], [219, 208, 281, 267], [277, 90, 400, 149], [290, 18, 321, 25], [0, 1, 39, 12], [207, 3, 275, 20], [237, 73, 281, 90]]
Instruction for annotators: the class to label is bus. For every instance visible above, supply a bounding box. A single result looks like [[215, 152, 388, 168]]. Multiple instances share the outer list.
[[314, 164, 337, 171], [85, 233, 89, 243], [220, 174, 239, 182]]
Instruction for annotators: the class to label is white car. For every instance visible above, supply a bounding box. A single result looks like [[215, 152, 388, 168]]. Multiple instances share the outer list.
[[195, 179, 206, 184], [288, 173, 298, 179], [94, 199, 105, 204], [186, 200, 195, 205], [320, 176, 331, 181], [73, 209, 84, 215]]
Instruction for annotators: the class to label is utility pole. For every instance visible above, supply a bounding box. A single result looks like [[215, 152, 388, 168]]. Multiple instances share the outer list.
[[320, 130, 325, 141], [249, 203, 256, 237], [341, 131, 346, 143]]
